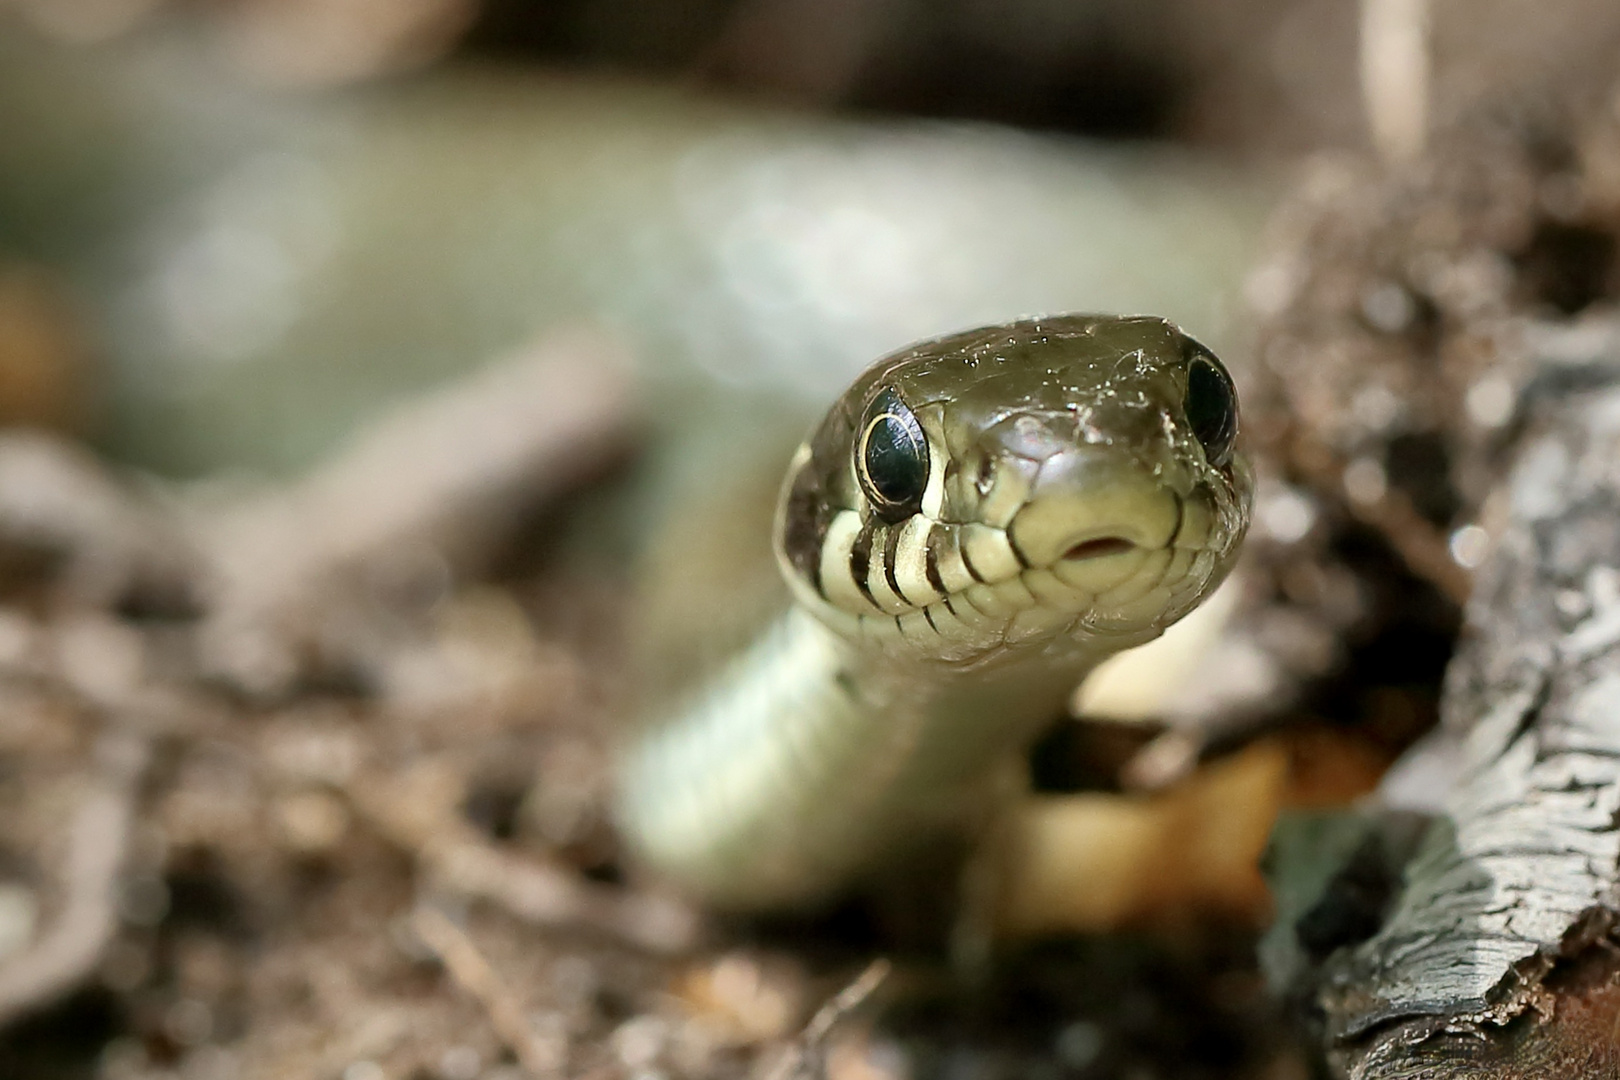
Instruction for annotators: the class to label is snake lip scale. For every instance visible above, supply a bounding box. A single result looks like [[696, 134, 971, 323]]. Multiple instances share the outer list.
[[617, 314, 1253, 909]]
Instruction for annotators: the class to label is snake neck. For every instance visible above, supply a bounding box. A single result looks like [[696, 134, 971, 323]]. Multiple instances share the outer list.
[[616, 317, 1249, 910], [616, 605, 1120, 909]]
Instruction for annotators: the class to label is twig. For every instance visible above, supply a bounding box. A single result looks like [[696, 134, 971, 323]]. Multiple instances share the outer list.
[[412, 905, 563, 1078], [1348, 482, 1471, 606], [432, 839, 702, 957], [1293, 435, 1472, 606], [761, 960, 891, 1080], [0, 734, 146, 1026], [351, 765, 701, 956], [0, 431, 197, 612], [194, 326, 638, 696], [1360, 0, 1430, 164]]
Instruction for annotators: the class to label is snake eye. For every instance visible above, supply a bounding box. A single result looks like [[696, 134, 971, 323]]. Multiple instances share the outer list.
[[1184, 352, 1238, 468], [857, 389, 929, 520]]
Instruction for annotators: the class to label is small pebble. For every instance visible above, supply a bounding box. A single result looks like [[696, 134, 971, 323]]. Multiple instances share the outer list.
[[1256, 486, 1316, 544], [273, 789, 350, 853], [613, 1015, 668, 1070], [439, 1044, 481, 1080], [1360, 281, 1416, 333], [550, 954, 599, 1010], [163, 998, 214, 1046], [1054, 1021, 1103, 1069], [1555, 589, 1589, 619], [1465, 376, 1514, 428], [1342, 456, 1388, 505], [118, 872, 170, 928], [1448, 524, 1490, 569], [1351, 383, 1401, 430], [183, 1044, 239, 1080]]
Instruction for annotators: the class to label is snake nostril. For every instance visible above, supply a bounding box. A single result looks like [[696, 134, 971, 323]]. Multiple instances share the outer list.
[[1063, 537, 1136, 561]]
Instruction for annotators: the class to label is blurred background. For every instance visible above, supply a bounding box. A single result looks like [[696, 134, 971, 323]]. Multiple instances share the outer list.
[[0, 0, 1602, 480], [2, 3, 1620, 1080], [0, 0, 1616, 477]]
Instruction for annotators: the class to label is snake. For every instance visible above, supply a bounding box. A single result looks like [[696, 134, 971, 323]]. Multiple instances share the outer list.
[[615, 314, 1252, 910]]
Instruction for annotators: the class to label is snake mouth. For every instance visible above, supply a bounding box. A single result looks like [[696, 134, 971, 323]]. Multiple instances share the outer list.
[[1061, 536, 1138, 562]]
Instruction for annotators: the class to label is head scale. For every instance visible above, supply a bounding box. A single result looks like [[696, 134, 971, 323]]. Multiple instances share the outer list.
[[775, 315, 1252, 667]]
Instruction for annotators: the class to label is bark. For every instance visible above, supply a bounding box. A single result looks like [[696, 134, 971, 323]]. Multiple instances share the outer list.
[[1277, 322, 1620, 1079]]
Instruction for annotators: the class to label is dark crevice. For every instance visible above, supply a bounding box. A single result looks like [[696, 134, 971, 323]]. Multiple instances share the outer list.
[[1294, 832, 1404, 960], [1384, 431, 1461, 528], [1517, 220, 1617, 315], [0, 989, 123, 1080]]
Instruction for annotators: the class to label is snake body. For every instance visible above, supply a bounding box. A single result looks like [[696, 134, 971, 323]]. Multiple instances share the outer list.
[[616, 315, 1252, 909]]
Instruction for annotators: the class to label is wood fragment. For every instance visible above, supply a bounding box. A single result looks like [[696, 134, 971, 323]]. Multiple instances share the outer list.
[[760, 960, 890, 1080], [430, 839, 703, 957], [1283, 324, 1620, 1078], [998, 743, 1287, 937], [0, 430, 197, 611], [352, 763, 702, 956], [412, 905, 565, 1078], [0, 733, 145, 1025], [194, 327, 638, 697], [1290, 433, 1472, 606], [1360, 0, 1430, 163]]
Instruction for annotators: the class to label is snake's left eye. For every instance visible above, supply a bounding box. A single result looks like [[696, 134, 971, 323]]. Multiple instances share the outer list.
[[1184, 352, 1238, 469], [857, 389, 929, 520]]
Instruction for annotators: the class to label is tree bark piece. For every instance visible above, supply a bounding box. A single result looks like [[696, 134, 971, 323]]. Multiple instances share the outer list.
[[1303, 324, 1620, 1078]]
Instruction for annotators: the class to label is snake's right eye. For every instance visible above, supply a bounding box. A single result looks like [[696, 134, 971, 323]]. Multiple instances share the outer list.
[[857, 389, 929, 521]]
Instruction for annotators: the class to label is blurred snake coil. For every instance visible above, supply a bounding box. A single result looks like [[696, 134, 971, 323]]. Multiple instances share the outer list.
[[615, 315, 1253, 909]]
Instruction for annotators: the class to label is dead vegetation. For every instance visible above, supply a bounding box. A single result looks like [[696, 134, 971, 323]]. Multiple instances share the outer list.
[[0, 305, 1316, 1080]]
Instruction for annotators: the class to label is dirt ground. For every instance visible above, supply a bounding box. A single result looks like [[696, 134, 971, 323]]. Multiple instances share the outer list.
[[0, 325, 1321, 1080]]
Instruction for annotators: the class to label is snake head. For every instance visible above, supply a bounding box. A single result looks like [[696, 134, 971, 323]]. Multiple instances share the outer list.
[[775, 314, 1252, 666]]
